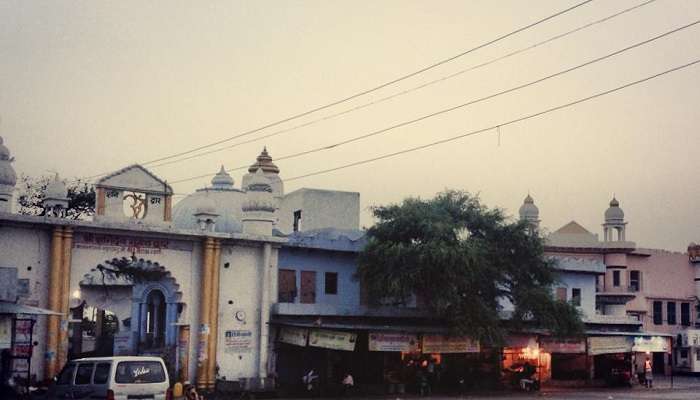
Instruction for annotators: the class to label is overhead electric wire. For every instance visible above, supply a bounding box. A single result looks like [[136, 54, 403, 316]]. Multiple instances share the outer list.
[[81, 0, 595, 180], [156, 19, 700, 186], [282, 58, 700, 183], [147, 0, 657, 170]]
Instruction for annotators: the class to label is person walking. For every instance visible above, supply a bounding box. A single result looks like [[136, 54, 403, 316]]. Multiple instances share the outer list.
[[644, 357, 653, 388]]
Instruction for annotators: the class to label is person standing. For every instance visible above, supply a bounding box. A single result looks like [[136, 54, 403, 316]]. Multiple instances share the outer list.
[[342, 372, 354, 396], [644, 357, 653, 388]]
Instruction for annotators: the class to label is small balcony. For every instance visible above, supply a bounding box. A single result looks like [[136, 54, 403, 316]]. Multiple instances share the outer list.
[[596, 284, 637, 305]]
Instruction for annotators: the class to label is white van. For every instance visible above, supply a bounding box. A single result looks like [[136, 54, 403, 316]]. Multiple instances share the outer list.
[[48, 356, 171, 400]]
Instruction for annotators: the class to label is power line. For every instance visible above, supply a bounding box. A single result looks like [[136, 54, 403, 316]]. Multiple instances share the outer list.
[[160, 19, 700, 186], [147, 0, 657, 170], [282, 58, 700, 183], [81, 0, 595, 180]]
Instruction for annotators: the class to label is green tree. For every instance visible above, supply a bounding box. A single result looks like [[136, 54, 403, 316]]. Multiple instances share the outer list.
[[357, 190, 582, 344], [16, 174, 95, 219]]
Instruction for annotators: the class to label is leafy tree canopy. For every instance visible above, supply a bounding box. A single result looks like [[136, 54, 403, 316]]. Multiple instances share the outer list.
[[357, 190, 582, 344], [17, 174, 95, 220]]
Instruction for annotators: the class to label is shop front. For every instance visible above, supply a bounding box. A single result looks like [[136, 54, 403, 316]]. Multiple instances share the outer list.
[[587, 336, 633, 385], [631, 335, 672, 376], [273, 324, 491, 395], [539, 337, 587, 382]]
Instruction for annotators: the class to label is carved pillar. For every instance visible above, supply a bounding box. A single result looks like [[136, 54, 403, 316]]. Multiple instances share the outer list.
[[57, 227, 73, 371], [45, 226, 64, 380], [196, 237, 214, 390], [206, 240, 222, 389], [178, 325, 191, 383]]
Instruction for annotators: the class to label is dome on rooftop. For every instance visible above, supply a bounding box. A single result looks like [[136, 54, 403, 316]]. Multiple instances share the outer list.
[[172, 167, 246, 233], [604, 196, 625, 223], [519, 194, 539, 221]]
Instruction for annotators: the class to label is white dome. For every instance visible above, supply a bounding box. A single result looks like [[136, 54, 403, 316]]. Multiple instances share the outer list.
[[0, 136, 16, 188], [604, 197, 624, 222], [519, 194, 539, 220], [45, 173, 68, 200], [194, 192, 217, 215], [242, 168, 275, 213], [172, 188, 245, 233]]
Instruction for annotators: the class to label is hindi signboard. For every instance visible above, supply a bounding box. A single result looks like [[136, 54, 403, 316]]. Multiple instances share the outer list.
[[224, 330, 253, 354], [540, 338, 585, 354], [369, 332, 420, 352], [422, 335, 479, 353], [278, 327, 308, 347], [632, 336, 669, 353], [588, 336, 632, 355], [308, 329, 357, 351]]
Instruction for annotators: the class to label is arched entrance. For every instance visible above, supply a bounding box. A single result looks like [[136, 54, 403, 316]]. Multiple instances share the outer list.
[[72, 257, 183, 360]]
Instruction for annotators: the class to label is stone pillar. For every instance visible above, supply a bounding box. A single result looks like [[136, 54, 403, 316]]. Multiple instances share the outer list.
[[206, 240, 222, 390], [45, 226, 64, 380], [196, 237, 215, 390], [258, 243, 272, 378], [178, 325, 191, 384], [57, 227, 73, 370]]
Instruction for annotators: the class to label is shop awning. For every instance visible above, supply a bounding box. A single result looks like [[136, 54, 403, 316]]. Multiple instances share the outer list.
[[0, 300, 62, 315], [270, 319, 449, 334]]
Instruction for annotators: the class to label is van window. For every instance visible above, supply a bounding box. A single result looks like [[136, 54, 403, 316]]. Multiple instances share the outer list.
[[75, 363, 95, 385], [115, 361, 166, 384], [94, 363, 111, 384], [56, 363, 76, 385]]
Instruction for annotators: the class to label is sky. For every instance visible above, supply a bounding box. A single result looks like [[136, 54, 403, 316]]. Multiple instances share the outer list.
[[1, 0, 698, 251]]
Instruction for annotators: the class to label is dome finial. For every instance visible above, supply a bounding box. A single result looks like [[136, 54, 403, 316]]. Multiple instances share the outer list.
[[211, 165, 234, 189], [248, 147, 279, 174]]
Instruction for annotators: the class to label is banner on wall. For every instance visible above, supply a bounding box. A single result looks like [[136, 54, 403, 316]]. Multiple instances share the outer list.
[[422, 335, 479, 353], [278, 327, 308, 347], [588, 336, 633, 355], [540, 338, 585, 354], [369, 332, 420, 352], [224, 330, 253, 353], [632, 336, 670, 353], [309, 329, 357, 351]]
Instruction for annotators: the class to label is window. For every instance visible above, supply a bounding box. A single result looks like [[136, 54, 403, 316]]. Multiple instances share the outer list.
[[680, 349, 689, 359], [667, 302, 677, 325], [324, 272, 338, 295], [613, 270, 621, 287], [653, 301, 663, 325], [681, 302, 691, 326], [629, 270, 640, 292], [93, 363, 111, 384], [115, 361, 166, 384], [278, 269, 297, 303], [571, 288, 581, 307], [293, 210, 302, 232], [57, 363, 76, 385], [697, 349, 700, 362], [556, 287, 567, 301], [75, 363, 95, 385]]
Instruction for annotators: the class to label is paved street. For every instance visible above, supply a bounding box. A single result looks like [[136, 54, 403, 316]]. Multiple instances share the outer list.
[[259, 376, 700, 400]]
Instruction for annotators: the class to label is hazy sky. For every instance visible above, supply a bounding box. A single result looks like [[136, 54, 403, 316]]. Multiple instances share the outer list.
[[1, 1, 698, 251]]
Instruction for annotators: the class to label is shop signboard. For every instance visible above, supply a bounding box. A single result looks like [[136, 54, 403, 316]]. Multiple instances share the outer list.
[[422, 335, 479, 353], [588, 336, 632, 355], [540, 338, 585, 354], [278, 327, 309, 347], [309, 329, 357, 351], [632, 336, 669, 353], [368, 332, 419, 352]]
